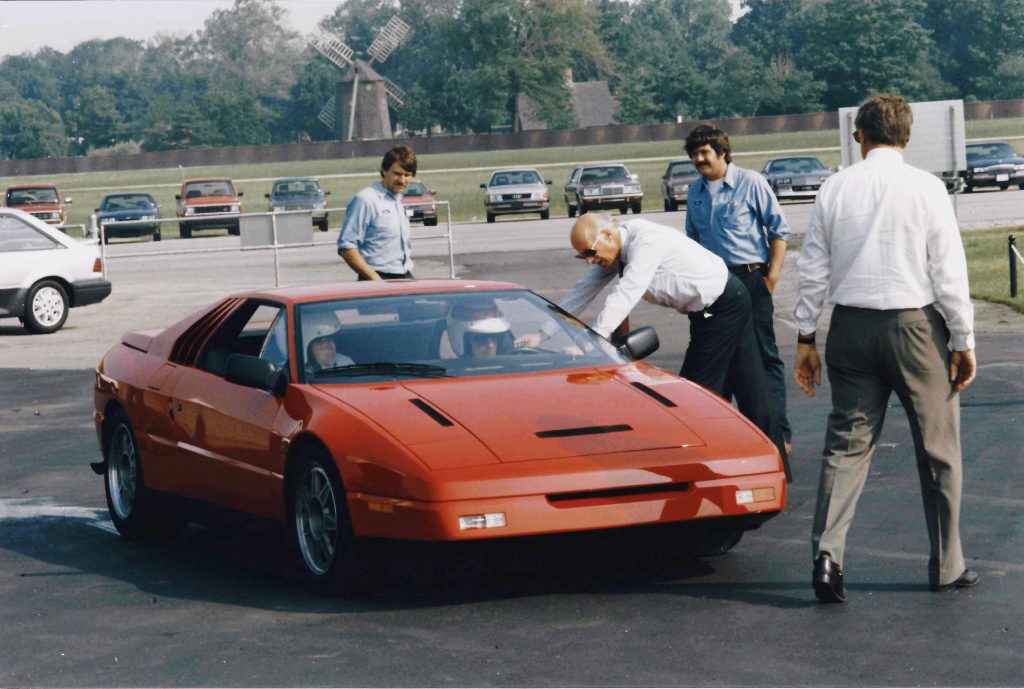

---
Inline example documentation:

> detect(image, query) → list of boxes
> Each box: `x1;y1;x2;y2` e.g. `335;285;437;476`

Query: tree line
1;0;1021;161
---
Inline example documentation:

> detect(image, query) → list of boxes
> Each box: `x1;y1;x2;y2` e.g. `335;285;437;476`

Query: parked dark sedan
963;141;1024;192
266;177;330;232
661;159;700;211
760;156;832;201
95;192;162;242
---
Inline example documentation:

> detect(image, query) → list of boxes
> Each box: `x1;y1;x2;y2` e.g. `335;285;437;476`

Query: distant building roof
514;80;619;132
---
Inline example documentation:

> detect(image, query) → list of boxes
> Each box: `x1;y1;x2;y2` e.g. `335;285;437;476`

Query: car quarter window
0;215;60;252
196;301;286;377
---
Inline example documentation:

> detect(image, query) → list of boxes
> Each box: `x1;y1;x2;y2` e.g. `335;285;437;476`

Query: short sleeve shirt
338;181;413;274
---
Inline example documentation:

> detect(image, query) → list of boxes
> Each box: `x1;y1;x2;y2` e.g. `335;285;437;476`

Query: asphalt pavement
1;213;1023;687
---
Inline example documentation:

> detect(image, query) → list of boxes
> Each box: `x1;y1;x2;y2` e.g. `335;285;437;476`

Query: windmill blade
316;97;336;129
366;16;410;63
382;77;405;108
309;30;355;71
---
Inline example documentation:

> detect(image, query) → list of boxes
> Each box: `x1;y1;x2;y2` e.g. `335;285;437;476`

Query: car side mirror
66;197;73;204
630;174;639;182
238;191;244;196
480;183;487;189
616;326;660;360
545;180;552;185
225;354;288;397
325;190;331;195
94;208;100;212
175;194;182;200
265;193;271;198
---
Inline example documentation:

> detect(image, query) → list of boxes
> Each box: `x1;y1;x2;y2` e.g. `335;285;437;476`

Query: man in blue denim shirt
338;145;416;280
684;124;793;451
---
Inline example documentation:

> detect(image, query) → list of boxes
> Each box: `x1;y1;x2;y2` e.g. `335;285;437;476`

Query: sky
0;1;342;58
0;0;747;59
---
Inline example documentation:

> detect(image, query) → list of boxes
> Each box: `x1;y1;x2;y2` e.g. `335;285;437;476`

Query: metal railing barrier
1010;234;1023;298
92;201;456;287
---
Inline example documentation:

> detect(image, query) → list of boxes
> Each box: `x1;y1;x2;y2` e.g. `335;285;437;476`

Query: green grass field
962;227;1024;314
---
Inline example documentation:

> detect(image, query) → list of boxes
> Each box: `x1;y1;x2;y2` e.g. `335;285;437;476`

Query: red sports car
92;280;785;592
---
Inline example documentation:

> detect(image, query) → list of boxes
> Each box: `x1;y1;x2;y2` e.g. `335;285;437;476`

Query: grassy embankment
2;118;1023;312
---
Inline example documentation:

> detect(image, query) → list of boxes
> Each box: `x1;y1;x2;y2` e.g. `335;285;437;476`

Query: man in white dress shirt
793;94;979;603
519;212;790;479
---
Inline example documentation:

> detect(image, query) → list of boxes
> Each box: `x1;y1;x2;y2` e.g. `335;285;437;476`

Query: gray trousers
812;304;966;586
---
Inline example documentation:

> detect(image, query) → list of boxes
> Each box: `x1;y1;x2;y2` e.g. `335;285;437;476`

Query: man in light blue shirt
337;145;416;280
684;124;793;451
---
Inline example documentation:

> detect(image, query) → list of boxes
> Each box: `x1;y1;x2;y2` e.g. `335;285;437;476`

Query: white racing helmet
447;301;511;356
302;312;341;351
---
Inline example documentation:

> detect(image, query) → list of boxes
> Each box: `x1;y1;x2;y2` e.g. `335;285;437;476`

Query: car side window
259;309;289;370
197;301;286;377
0;215;60;252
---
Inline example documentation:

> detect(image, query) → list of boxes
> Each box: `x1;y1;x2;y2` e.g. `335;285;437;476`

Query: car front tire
24;280;69;334
540;209;549;220
316;219;329;232
424;217;438;227
486;212;495;224
632;201;642;214
291;447;363;593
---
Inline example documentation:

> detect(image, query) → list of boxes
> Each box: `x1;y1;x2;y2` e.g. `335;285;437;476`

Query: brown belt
728;263;765;274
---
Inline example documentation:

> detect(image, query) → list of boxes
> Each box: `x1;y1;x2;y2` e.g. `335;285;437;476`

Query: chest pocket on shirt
720;202;755;233
372;207;403;237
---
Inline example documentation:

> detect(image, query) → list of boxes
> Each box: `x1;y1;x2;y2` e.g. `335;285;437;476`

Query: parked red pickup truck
175;178;243;238
5;183;71;227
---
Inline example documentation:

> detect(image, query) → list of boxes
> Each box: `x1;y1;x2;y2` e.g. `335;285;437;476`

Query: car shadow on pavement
0;512;817;612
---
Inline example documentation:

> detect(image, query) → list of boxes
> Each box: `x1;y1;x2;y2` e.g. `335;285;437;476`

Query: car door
166;301;297;519
564;167;582;202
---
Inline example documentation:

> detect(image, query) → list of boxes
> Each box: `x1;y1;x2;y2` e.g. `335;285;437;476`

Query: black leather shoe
930;569;980;592
813;554;848;603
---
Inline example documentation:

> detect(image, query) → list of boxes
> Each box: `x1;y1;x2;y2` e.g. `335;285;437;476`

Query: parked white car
0;208;111;333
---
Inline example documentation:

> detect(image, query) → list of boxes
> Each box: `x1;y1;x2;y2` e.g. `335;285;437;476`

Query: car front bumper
579;195;643;210
965;167;1024;187
346;445;785;541
485;200;549;215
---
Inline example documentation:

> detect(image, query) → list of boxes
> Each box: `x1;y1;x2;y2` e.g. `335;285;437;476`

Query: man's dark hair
684;124;732;164
854;94;912;147
381;145;417;176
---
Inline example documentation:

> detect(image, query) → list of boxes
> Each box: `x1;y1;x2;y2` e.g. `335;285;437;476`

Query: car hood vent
409;398;453;427
536;424;632;439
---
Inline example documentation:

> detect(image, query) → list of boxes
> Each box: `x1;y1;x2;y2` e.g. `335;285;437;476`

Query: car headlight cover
583;187;601;196
624;184;641;194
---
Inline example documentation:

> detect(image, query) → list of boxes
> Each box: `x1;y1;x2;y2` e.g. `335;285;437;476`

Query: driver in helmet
303;312;355;373
446;301;513;358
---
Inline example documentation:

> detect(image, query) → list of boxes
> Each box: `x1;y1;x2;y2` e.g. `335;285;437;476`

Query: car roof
6;183;59;190
490;168;543;174
183;178;235;184
242;279;528;305
102;191;155;198
272;177;321;183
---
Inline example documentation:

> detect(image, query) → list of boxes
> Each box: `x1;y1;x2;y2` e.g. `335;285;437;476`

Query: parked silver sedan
760;156;832;201
480;168;552;223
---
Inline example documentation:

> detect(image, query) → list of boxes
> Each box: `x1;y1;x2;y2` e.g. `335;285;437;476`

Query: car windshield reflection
297;290;625;383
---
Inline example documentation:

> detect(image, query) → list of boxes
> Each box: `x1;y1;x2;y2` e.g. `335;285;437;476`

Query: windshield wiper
312;362;450;379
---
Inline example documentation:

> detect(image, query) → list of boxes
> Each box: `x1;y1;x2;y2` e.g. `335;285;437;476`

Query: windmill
309;16;410;141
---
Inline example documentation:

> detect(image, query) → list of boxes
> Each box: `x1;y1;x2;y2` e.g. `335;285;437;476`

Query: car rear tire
486;212;496;224
104;409;185;539
179;222;193;239
24;280;69;334
291;447;363;593
316;219;329;232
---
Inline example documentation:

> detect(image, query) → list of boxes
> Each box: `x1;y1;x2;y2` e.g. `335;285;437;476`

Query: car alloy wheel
107;421;139;522
295;463;339;576
24;280;68;334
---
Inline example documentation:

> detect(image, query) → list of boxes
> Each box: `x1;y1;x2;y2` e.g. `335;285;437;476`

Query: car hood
316;368;714;469
486;183;545;194
403;194;435;204
967;154;1024;166
184;195;239;205
98;208;157;219
271;194;323;204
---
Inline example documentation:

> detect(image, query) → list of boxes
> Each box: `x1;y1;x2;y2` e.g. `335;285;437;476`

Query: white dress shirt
794;147;975;351
560;218;728;338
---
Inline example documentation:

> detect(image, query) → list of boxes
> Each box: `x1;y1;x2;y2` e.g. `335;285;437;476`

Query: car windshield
769;158;826;174
7;187;59;205
967;143;1017;158
184;181;235;198
579;166;630;183
405;181;428;196
297;290;626;384
273;180;320;197
101;194;154;211
489;170;541;187
668;161;697;176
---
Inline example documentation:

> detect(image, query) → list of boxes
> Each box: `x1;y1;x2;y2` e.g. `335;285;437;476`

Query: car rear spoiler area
121;330;159;353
